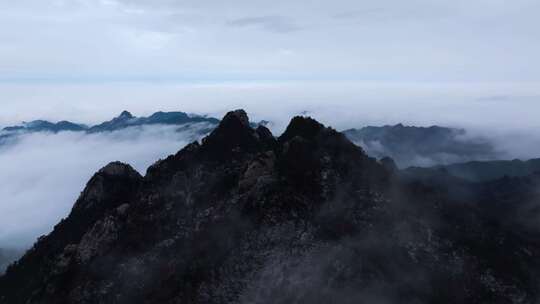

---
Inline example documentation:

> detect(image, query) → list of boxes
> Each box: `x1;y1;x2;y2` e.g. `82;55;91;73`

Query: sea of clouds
0;123;212;251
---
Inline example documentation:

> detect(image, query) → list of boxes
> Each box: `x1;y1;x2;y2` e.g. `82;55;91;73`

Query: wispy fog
0;123;212;249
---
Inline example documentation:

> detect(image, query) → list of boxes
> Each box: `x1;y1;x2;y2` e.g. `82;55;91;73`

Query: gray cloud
227;16;300;33
2;0;540;82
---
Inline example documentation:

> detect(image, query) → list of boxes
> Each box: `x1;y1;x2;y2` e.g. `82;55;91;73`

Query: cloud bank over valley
0;123;212;249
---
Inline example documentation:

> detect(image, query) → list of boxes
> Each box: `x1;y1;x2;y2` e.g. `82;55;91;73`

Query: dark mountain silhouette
1;111;540;303
0;111;220;145
0;249;23;274
0;120;87;145
344;124;497;167
1;120;87;134
85;110;135;133
87;111;220;133
403;158;540;182
1;111;219;135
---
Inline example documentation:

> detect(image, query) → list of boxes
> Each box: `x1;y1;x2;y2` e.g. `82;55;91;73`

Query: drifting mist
0;123;212;249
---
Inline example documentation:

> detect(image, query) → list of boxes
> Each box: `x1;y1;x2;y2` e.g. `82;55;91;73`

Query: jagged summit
118;110;134;119
222;109;250;127
280;116;325;142
198;109;274;161
72;162;141;215
2;111;540;304
98;161;140;177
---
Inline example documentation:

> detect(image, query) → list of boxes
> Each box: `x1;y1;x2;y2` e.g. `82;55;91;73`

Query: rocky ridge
1;110;539;304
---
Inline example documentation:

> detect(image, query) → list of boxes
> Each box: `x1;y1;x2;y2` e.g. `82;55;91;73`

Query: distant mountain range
0;111;275;148
86;111;220;133
343;124;540;182
343;124;498;168
2;112;536;180
0;111;220;140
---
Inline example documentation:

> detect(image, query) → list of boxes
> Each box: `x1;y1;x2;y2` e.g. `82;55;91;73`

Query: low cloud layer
0;123;211;249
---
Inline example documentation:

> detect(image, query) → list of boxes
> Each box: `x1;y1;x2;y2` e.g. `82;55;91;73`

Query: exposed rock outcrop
1;110;540;304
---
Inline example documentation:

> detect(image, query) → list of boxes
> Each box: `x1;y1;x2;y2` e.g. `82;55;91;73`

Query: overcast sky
1;0;539;129
1;0;540;249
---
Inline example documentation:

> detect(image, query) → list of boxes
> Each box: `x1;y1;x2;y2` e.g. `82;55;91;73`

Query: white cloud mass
0;124;211;248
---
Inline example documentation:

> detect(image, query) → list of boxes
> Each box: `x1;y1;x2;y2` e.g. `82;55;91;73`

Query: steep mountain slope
344;124;497;167
1;111;539;304
0;249;23;274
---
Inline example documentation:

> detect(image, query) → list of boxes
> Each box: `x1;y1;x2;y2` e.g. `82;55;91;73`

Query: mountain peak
118;111;134;119
199;109;264;160
98;161;140;177
70;161;142;216
280;116;325;142
221;109;249;127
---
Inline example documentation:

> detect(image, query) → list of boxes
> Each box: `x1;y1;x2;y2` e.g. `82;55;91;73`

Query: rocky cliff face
1;110;539;304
